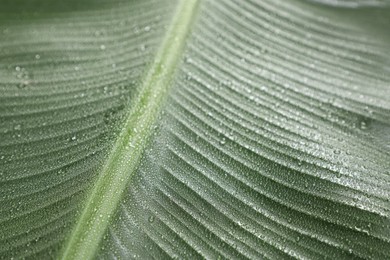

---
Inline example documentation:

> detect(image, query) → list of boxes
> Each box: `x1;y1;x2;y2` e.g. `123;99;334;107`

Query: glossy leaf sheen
0;0;389;259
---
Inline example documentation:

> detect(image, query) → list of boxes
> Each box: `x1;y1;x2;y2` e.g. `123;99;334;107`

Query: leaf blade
1;0;390;259
98;0;390;259
60;1;200;259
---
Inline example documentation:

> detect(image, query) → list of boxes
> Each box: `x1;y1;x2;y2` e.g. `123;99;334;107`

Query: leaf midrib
59;1;200;259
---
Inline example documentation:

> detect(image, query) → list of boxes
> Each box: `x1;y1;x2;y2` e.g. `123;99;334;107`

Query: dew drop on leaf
139;44;146;52
17;81;30;89
184;56;192;64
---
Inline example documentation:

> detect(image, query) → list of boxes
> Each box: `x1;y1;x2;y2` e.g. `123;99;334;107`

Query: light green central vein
60;1;200;259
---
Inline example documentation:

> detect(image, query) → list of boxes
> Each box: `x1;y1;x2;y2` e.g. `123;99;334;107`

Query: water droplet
100;44;106;50
35;54;40;60
14;66;32;88
17;80;30;89
148;215;155;223
184;56;192;64
144;26;151;32
71;136;77;141
185;73;193;81
333;149;341;155
360;121;367;130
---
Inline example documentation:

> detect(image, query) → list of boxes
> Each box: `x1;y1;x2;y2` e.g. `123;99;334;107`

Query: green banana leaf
1;0;389;259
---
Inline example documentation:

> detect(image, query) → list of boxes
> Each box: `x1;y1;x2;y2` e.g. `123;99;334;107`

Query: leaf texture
99;0;390;259
0;0;176;258
0;0;390;259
